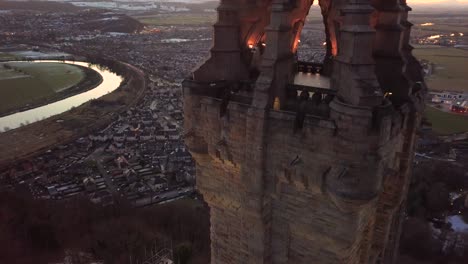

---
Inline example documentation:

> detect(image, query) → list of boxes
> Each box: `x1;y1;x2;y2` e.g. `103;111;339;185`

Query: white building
431;91;467;104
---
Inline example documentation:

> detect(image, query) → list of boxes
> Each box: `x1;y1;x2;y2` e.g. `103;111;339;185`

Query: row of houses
430;91;468;113
0;70;194;206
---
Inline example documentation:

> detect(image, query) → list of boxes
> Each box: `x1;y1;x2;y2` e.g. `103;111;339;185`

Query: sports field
425;106;468;135
0;62;85;114
413;47;468;92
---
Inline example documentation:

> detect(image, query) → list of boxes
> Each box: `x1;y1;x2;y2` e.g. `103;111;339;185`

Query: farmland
0;62;85;115
413;47;468;92
134;13;216;26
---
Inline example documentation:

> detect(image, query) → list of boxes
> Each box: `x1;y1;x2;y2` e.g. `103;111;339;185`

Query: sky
409;0;468;4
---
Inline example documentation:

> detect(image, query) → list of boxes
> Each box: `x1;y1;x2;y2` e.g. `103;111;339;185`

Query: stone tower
183;0;426;263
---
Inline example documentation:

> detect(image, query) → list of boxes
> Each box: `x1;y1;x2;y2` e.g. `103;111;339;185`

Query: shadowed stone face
183;0;426;263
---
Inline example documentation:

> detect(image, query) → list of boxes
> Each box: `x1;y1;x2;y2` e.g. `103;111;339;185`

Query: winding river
0;60;123;132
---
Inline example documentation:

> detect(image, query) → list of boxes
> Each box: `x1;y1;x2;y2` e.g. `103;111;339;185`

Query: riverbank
0;60;146;167
0;63;103;118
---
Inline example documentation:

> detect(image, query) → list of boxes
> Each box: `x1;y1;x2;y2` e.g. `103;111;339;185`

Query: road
96;160;117;193
428;103;468;116
133;186;194;207
87;147;117;192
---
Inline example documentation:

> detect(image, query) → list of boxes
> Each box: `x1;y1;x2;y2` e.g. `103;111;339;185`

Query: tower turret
183;0;426;263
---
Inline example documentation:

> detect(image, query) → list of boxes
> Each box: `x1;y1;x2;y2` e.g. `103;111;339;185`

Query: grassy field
413;23;468;35
425;106;468;135
0;62;85;114
411;12;468;32
0;61;146;166
134;13;216;26
413;47;468;92
0;52;20;61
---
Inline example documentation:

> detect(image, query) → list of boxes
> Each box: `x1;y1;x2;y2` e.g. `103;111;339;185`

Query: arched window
296;4;327;64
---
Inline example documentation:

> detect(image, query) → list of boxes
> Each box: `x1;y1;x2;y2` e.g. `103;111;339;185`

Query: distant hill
0;1;83;12
411;0;468;8
185;1;218;12
80;15;144;33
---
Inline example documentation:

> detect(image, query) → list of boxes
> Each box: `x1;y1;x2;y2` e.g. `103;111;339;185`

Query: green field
412;15;468;35
0;52;20;61
0;62;85;114
413;47;468;92
134;13;216;25
425;106;468;135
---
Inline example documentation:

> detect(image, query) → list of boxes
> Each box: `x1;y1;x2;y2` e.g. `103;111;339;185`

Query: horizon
3;0;468;6
410;0;468;4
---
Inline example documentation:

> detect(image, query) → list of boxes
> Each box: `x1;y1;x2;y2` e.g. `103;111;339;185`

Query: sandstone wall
182;0;426;263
